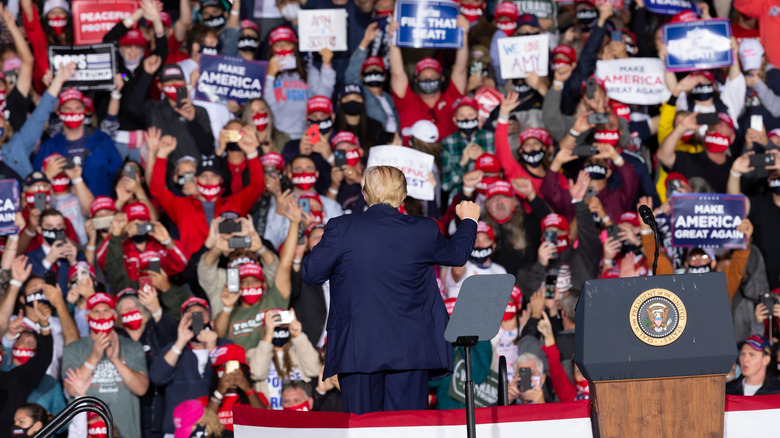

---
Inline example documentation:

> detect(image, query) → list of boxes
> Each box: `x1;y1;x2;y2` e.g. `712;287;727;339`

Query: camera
219;220;242;234
136;222;154;236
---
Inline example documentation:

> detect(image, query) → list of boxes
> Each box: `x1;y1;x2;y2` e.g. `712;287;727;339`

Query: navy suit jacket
302;203;477;378
27;247;87;294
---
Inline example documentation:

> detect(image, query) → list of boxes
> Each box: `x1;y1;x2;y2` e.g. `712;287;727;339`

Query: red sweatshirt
734;0;780;68
149;156;265;257
22;7;49;95
95;235;188;281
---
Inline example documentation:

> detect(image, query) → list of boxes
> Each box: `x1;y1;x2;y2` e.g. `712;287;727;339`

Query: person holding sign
265;26;337;140
389;15;470;142
20;0;73;93
302;165;481;414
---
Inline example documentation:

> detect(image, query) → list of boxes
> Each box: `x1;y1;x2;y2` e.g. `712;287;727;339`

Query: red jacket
149;156;265;257
541;344;577;403
22;7;49;95
95;235;188;281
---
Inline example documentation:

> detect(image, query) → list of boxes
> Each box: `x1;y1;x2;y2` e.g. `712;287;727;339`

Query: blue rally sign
195;55;267;105
394;0;463;49
663;19;733;72
0;179;19;236
670;193;746;249
646;0;700;16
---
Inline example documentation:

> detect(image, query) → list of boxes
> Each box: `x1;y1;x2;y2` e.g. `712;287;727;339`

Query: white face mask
121;51;142;72
281;3;301;21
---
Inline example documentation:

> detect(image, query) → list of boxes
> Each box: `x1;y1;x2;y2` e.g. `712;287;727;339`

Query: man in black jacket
726;335;780;396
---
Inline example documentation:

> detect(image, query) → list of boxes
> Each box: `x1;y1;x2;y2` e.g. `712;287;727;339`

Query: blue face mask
469;246;493;266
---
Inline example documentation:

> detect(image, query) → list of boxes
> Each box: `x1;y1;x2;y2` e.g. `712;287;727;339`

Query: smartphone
611;30;623;42
607;224;621;242
667;179;683;195
176;86;188;108
277;310;294;325
545;275;557;299
218;220;242;234
584;186;597;199
45;270;58;286
298;198;311;215
228;236;251;249
77;266;90;283
227;268;240;293
123;164;137;180
469;60;484;77
226;130;242;143
517;367;533;392
333;149;347;167
92;215;114;231
760;293;777;311
54;229;67;242
224;360;241;375
305;124;320;145
34;193;47;211
136;222;153;236
585;77;597;99
588;113;610;125
751;114;764;132
749;153;775;168
573;145;599;157
191;311;204;336
178;172;195;185
147;257;161;274
139;275;154;292
63;156;81;169
544;229;558;258
696;112;719;126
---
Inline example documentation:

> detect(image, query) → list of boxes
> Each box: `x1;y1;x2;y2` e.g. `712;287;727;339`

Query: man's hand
146;269;171;293
499;90;521;116
568;170;591;202
90;331;110;362
157;135;178;159
174;98;197;122
538;239;557;268
11;255;31;283
288;309;302;338
731;152;755;175
461;170;483;190
529;285;545;318
220;286;241;309
455;201;480;221
737;218;754;242
64;368;92;396
511;177;535;201
196;328;217;351
603;237;621;261
143;55;162;75
176;312;195;346
106;330;120;363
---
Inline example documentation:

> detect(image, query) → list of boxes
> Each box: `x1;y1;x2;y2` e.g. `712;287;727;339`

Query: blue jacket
302;203;477;378
150;338;232;434
344;46;400;132
26;246;87;294
1;92;57;179
33;130;122;198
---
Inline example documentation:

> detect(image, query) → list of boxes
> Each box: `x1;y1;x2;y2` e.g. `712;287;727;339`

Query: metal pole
464;345;476;438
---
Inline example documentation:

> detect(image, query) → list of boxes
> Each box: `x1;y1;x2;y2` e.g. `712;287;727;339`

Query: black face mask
690;84;714;102
456;118;479;137
770;178;780;195
11;425;31;436
308;118;333;136
131;234;148;244
84;115;93;126
584;164;607;180
203;15;226;30
237;37;259;52
417;78;441;95
687;265;712;274
512;79;533;98
226;142;242;151
362;71;386;88
521;150;545;168
25;290;51;308
200;45;219;56
469;246;493;265
41;228;64;246
272;326;290;347
341;101;364;116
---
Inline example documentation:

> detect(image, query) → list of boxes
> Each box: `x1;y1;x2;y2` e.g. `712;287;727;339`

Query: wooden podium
575;274;736;438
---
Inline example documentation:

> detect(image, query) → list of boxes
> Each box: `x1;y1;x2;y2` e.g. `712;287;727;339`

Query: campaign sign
366;146;435;201
497;34;549;79
517;0;556;19
474;86;502;126
670;193;746;249
0;180;20;236
394;0;463;49
48;44;116;90
73;0;138;45
595;0;624;9
595;58;671;105
195;55;267;105
298;9;348;52
646;0;700;16
663;19;733;72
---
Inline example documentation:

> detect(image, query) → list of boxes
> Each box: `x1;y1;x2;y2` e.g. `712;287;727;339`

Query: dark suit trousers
338;370;429;414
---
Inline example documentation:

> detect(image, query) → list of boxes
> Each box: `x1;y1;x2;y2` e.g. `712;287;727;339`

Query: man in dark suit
302;165;480;414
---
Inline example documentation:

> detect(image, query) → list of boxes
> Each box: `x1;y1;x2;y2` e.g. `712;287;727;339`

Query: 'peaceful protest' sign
394;0;463;49
670;193;746;248
195;55;267;105
497;34;549;79
297;9;348;52
663;19;733;71
73;0;138;45
366;146;435;201
595;58;671;105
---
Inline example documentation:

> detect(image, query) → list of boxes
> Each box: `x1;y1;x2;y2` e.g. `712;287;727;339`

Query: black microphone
638;205;655;230
637;205;659;276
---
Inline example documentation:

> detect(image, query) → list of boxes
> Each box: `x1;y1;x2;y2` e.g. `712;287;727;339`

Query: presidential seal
629;289;687;346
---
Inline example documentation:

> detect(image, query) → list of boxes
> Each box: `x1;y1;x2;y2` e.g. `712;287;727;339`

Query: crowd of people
1;0;780;436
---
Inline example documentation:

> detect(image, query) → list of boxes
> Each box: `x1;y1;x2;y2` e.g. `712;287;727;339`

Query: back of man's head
363;166;407;208
561;293;578;326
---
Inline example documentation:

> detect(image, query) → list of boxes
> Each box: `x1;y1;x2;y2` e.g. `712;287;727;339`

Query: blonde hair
363;166;407;208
